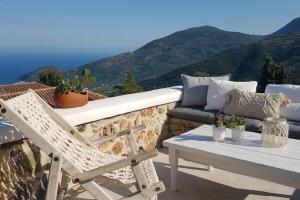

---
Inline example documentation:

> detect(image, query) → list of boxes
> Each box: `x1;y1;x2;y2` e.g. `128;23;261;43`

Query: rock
77;124;86;132
112;141;124;155
140;108;155;116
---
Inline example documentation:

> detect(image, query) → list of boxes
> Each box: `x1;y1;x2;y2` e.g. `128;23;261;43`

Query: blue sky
0;0;299;53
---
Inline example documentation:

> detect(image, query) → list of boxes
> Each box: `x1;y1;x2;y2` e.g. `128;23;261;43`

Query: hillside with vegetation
140;31;300;90
271;17;300;36
70;26;261;85
20;26;260;95
20;17;300;96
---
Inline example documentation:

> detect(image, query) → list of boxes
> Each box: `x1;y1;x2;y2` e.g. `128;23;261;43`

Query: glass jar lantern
261;118;289;147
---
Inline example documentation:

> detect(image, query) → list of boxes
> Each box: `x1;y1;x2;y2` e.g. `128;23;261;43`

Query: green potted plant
212;113;226;142
227;115;247;142
54;69;96;108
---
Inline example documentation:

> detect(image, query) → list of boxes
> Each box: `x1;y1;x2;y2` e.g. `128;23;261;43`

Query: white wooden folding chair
0;89;165;200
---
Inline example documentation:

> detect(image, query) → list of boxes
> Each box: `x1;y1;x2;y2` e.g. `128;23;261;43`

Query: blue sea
0;52;112;84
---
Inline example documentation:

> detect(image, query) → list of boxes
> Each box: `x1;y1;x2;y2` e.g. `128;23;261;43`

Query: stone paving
65;148;299;200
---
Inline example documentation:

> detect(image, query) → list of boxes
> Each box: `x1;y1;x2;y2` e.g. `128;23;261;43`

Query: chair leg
126;129;164;199
46;152;63;200
126;130;151;188
121;182;165;200
146;159;160;200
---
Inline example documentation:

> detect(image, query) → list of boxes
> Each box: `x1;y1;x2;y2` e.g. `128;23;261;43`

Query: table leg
169;148;178;191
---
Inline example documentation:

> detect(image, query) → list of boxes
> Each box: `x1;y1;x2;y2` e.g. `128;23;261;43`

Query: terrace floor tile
65;148;299;200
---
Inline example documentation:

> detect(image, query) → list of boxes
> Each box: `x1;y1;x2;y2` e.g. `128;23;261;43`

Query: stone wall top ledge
55;86;183;126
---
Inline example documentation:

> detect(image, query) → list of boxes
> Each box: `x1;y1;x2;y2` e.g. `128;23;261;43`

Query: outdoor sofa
167;75;300;139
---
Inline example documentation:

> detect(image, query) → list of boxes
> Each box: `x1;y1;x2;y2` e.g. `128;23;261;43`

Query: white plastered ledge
55;86;183;126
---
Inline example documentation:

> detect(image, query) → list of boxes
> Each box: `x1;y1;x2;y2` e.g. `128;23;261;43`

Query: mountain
20;17;300;95
140;32;300;90
271;17;300;36
69;26;261;85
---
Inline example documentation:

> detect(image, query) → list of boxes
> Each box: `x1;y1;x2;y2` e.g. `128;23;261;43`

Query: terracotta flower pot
54;90;89;108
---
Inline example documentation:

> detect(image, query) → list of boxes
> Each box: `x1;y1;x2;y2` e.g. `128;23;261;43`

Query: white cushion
181;74;230;107
205;79;257;110
265;84;300;103
280;103;300;121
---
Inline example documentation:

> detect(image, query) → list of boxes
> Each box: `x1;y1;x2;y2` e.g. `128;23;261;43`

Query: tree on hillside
112;85;124;96
39;69;62;86
258;55;290;92
123;71;143;94
112;71;143;96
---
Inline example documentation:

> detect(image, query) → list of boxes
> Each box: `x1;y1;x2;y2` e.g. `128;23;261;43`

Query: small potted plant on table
54;69;96;108
212;113;226;142
227;115;247;142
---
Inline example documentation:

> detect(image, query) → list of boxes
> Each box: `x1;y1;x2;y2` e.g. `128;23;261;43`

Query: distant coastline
0;52;112;84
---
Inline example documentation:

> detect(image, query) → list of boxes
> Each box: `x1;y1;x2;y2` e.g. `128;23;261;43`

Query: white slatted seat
0;90;165;200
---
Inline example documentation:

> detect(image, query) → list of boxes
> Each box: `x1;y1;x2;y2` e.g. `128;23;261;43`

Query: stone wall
168;117;204;136
0;141;49;200
77;102;177;155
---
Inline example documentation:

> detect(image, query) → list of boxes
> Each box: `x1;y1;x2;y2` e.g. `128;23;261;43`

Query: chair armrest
74;149;158;184
91;124;146;145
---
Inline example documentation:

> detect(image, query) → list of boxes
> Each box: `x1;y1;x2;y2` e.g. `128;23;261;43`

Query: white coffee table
163;125;300;191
